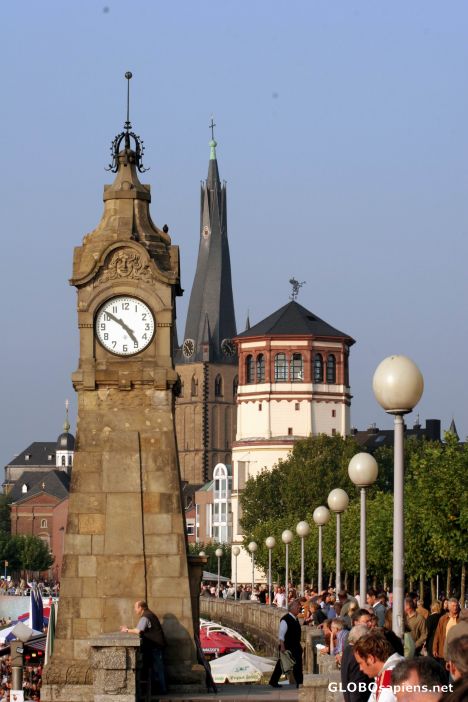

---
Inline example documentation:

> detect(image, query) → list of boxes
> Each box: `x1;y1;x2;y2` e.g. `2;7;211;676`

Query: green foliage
239;433;468;587
188;542;231;578
0;495;12;535
0;534;54;575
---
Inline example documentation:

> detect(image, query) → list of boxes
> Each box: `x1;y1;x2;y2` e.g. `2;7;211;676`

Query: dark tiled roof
7;443;57;467
236;301;354;343
178;144;237;364
9;470;70;503
351;419;442;451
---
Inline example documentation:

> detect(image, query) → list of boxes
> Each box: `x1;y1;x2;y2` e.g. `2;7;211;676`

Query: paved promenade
159;683;299;701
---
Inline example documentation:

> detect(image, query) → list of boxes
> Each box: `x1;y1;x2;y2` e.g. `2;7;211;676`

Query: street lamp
265;536;276;606
281;529;294;604
348;453;378;606
215;547;223;595
232;545;240;600
198;551;206;557
296;521;311;596
327;488;349;592
313;506;330;593
373;354;423;639
248;542;258;595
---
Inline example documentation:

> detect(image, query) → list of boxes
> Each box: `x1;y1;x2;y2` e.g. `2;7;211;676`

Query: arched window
191;375;198;396
214;374;223;397
313;353;323;383
327;354;336;384
233;376;238;397
246;355;254;383
179;381;184;398
68;455;72;466
22;484;28;494
274;353;288;382
41;519;48;529
256;354;265;382
290;353;303;382
61;455;66;466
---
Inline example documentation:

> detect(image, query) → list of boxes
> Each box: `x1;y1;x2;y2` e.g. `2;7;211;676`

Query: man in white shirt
354;631;404;702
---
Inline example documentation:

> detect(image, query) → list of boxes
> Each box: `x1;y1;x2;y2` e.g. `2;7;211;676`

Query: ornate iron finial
289;278;306;301
209;116;216;141
106;71;149;173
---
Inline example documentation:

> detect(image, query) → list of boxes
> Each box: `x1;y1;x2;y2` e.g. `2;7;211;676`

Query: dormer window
25;455;31;461
22;484;28;494
48;454;53;461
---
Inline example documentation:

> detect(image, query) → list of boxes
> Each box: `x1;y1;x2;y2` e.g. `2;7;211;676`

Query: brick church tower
175;129;237;485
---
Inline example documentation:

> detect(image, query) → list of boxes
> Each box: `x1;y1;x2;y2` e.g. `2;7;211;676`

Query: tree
0;535;53;576
188;542;231;578
0;495;11;535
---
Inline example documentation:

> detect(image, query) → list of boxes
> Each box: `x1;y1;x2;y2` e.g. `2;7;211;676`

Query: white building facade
230;300;354;583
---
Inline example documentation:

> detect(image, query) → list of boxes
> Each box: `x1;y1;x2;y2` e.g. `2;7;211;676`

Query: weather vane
106;71;149;173
209;116;216;141
289;278;305;301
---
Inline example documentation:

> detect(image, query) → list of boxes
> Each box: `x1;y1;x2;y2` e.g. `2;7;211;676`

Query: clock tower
42;75;203;699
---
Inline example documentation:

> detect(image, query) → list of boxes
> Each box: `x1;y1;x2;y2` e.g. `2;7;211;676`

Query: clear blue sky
2;1;468;467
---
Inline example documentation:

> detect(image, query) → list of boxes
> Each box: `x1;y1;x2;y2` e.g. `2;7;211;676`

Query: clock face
95;296;155;356
221;338;236;357
182;338;195;358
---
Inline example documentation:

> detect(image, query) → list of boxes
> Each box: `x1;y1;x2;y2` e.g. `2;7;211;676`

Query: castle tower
42;75;203;700
175;126;237;485
231;298;355;582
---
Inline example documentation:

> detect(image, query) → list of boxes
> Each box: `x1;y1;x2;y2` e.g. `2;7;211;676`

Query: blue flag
30;585;43;632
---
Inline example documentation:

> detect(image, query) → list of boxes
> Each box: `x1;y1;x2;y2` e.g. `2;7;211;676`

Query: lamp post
348;453;379;605
296;521;311;596
313;506;330;593
215;547;223;596
327;489;349;592
373;355;423;639
281;529;293;604
248;542;258;595
232;545;240;600
265;536;276;605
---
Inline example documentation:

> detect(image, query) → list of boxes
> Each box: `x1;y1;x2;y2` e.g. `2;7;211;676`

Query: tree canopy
239;432;467;594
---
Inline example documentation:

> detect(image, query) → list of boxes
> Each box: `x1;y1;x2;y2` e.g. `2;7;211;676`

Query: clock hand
106;312;138;344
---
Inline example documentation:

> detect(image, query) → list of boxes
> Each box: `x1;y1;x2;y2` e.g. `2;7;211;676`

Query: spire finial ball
125;71;132;80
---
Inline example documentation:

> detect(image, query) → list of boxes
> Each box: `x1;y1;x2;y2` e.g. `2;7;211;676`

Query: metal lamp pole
248;542;258;595
265;536;276;605
348;453;379;605
215;547;223;595
327;489;349;592
296;521;311;596
313;506;330;593
373;355;423;639
282;530;293;604
232;546;240;600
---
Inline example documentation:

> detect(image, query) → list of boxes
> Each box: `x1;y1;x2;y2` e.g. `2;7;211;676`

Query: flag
30;584;43;632
45;601;56;665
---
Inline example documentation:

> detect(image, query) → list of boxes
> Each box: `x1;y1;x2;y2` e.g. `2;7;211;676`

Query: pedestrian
433;598;460;665
426;601;444;658
120;600;167;695
391;656;448;701
404;596;428;655
269;599;303;689
353;631;404;702
341;624;373;702
446;609;468;650
367;588;387;627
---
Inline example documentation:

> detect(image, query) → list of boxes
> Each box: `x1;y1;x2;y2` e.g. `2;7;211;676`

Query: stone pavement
157;682;299;701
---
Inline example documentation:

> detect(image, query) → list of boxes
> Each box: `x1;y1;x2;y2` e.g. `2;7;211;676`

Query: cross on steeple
209;116;216;141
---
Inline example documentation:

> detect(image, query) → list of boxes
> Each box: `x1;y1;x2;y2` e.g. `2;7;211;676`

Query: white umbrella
209;651;276;683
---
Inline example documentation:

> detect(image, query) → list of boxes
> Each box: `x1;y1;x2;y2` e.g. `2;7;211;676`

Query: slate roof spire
181;125;237;362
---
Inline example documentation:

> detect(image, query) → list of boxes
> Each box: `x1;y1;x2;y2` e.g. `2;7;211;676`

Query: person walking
269;599;303;689
121;600;167;695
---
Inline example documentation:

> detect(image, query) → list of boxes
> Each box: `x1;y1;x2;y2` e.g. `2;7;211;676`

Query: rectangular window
237;462;246;490
332;428;337;436
295;403;300;411
186;524;195;536
332;409;336;417
288;427;293;436
258;403;262;411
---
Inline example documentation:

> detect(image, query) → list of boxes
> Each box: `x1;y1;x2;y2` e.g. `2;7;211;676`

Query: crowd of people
0;653;42;701
0;579;58;597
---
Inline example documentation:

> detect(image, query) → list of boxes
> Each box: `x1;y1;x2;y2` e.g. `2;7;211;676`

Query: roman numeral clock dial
95;296;155;356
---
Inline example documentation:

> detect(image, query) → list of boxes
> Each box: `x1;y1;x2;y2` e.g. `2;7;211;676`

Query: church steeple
181;123;237;362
